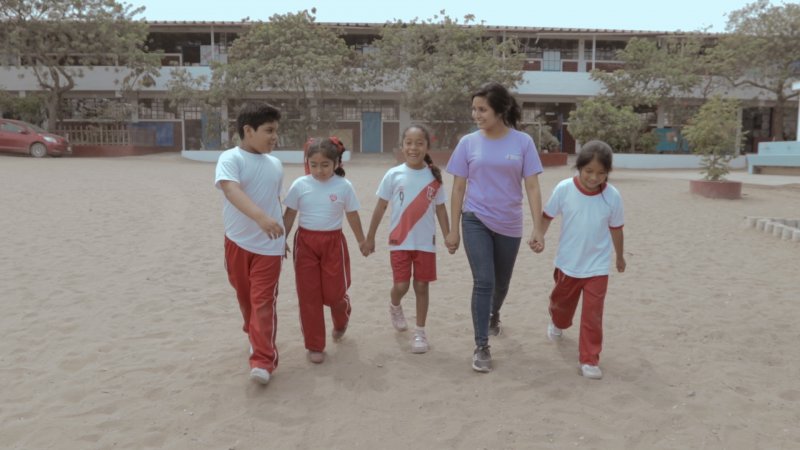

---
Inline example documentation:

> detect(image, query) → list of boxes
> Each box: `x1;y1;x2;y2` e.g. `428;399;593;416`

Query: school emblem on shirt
426;186;436;201
329;194;338;202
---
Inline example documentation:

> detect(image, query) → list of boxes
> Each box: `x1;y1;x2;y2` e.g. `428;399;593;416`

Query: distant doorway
361;111;381;153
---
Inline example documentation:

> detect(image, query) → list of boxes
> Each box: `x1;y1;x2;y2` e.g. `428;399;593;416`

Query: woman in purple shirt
445;82;546;373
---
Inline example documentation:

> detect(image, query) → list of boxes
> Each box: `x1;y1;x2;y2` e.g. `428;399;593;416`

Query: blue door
361;111;381;153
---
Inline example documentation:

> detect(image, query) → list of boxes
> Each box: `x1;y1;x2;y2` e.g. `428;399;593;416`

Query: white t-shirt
284;175;360;231
376;163;447;252
543;177;624;278
214;147;285;256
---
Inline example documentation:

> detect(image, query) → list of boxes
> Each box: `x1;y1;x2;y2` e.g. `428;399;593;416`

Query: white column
793;81;800;141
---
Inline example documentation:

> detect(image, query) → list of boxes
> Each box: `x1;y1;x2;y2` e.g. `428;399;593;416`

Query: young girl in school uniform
540;140;626;380
363;125;450;353
283;137;367;364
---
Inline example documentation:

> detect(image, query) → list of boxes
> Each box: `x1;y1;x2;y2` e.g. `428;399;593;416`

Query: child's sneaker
249;367;271;385
411;330;429;354
308;351;325;364
332;327;347;342
547;322;563;341
389;303;408;331
471;345;492;373
489;312;502;336
580;364;603;379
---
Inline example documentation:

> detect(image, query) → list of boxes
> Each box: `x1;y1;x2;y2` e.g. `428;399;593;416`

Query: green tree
0;0;160;131
591;36;716;151
524;121;560;152
575;36;716;153
683;97;742;181
372;11;525;149
593;37;712;110
165;67;226;149
568;97;649;153
0;90;47;124
210;10;368;147
710;0;800;140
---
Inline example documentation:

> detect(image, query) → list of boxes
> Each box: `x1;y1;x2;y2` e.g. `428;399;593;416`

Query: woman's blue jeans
461;212;521;347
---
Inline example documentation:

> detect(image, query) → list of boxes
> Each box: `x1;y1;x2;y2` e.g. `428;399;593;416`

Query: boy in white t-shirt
364;125;450;353
214;103;285;385
541;140;626;380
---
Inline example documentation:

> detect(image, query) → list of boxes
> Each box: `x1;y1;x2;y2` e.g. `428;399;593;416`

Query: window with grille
138;99;177;120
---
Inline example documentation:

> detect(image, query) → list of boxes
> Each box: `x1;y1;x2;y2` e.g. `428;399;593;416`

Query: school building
0;21;795;156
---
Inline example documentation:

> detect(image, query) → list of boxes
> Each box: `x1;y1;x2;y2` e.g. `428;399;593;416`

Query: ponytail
329;136;346;177
423;153;442;184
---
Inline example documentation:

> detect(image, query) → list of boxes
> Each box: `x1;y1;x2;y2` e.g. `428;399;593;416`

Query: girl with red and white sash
364;125;450;353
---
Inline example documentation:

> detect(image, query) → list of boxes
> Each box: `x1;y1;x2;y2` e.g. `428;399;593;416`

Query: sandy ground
1;152;799;450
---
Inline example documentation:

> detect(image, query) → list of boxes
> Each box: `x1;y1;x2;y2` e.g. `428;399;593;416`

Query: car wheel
30;142;47;158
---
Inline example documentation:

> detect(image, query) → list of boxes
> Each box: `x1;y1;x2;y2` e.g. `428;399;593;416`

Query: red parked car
0;118;72;157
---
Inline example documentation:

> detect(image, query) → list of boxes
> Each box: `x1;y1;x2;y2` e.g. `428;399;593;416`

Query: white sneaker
249;367;271;384
411;330;429;354
389;303;408;331
547;322;563;341
580;364;603;380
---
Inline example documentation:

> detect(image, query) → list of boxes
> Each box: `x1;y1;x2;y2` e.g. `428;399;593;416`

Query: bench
747;141;800;174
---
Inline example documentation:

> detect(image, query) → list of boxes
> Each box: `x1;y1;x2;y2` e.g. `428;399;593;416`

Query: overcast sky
130;0;766;33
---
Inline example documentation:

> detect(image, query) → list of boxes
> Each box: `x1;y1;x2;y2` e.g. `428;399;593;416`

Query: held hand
616;256;626;273
527;231;545;253
359;239;375;257
258;217;284;240
445;231;460;254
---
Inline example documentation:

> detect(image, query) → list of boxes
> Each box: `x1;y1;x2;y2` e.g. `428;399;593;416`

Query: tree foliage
568;97;650;153
592;36;716;139
683;97;742;181
372;11;525;149
710;0;800;139
165;67;225;149
209;10;368;147
575;36;715;153
0;90;47;124
593;37;713;110
0;0;160;131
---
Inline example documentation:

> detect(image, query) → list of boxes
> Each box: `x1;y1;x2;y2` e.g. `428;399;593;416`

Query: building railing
56;123;157;146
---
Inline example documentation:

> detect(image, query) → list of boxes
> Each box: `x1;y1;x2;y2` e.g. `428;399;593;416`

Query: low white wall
614;154;747;170
181;150;351;164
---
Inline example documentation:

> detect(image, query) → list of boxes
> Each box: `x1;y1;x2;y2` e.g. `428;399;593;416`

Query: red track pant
225;237;281;373
292;228;352;352
548;268;608;365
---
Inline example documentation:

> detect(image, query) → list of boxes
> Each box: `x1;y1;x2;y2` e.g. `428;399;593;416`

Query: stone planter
689;179;742;199
539;152;568;167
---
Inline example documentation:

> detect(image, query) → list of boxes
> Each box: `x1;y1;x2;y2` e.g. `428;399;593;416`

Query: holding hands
360;238;375;257
445;231;460;254
527;230;545;253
